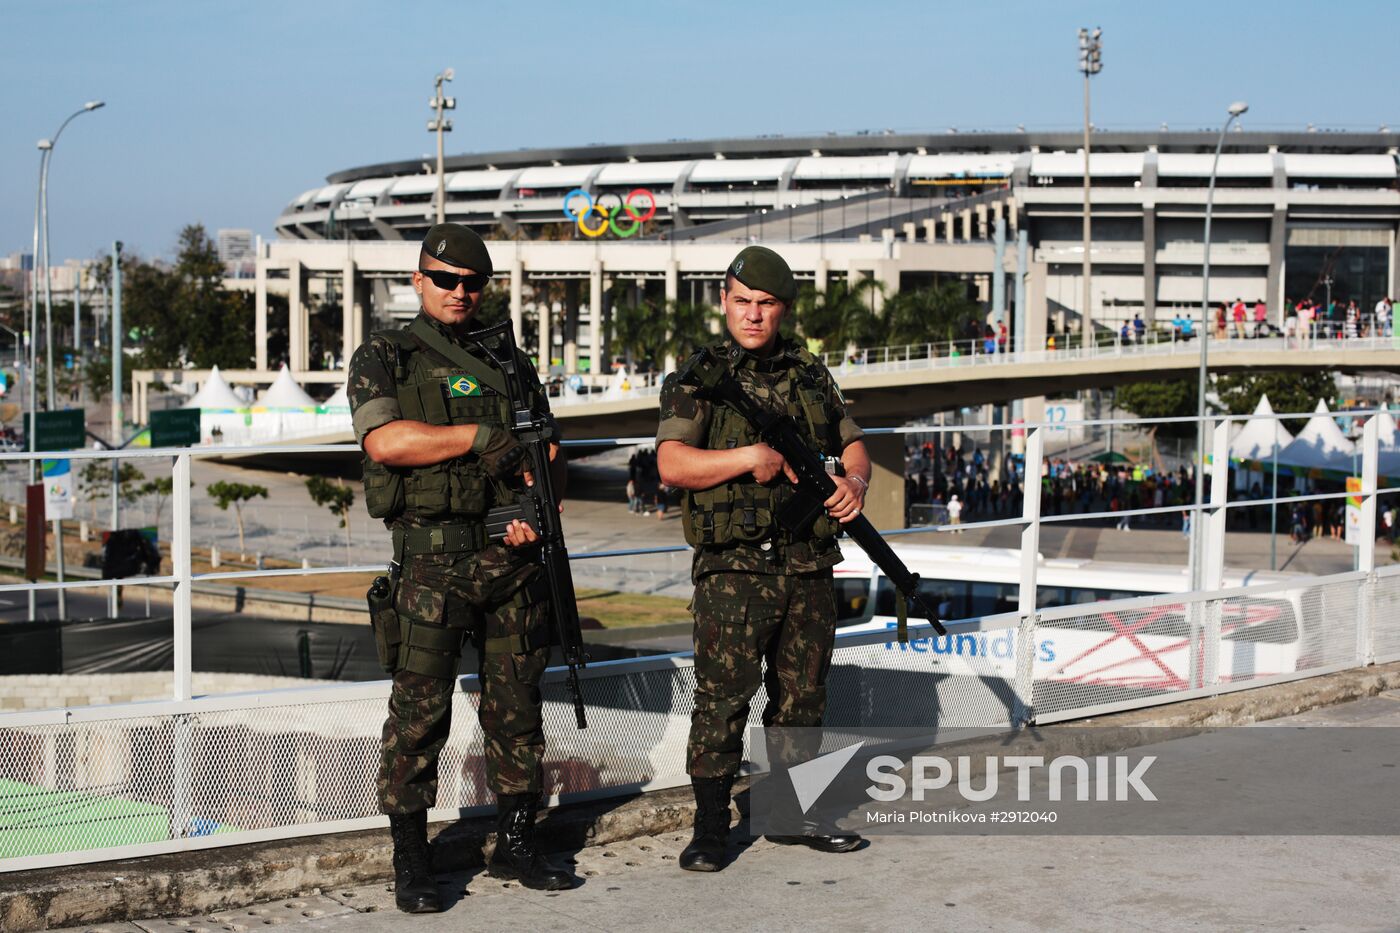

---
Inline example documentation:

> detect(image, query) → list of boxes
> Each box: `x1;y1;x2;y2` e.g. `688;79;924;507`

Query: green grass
575;588;692;629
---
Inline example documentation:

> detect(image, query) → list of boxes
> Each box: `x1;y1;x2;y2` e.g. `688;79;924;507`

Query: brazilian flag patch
447;375;481;397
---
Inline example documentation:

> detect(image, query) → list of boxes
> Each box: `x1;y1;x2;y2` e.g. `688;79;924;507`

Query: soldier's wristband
471;423;495;452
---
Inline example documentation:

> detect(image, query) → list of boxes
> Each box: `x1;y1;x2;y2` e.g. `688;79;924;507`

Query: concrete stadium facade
255;130;1400;381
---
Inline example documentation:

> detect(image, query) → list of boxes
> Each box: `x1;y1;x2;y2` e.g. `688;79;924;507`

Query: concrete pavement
16;662;1400;933
47;691;1400;933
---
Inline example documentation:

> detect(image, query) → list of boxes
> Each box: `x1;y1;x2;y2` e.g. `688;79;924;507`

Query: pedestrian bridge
546;334;1400;435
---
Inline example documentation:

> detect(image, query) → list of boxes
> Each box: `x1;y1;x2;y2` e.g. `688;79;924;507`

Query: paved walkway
58;692;1400;933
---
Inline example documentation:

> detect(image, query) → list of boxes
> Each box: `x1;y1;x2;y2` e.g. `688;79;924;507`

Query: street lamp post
1189;101;1249;594
39;101;105;410
429;69;455;225
32;100;103;624
1078;27;1102;350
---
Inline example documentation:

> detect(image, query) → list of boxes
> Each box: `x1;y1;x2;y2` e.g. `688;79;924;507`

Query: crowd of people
906;441;1207;530
1283;296;1394;343
1092;296;1397;349
906;438;1400;546
904;442;1022;525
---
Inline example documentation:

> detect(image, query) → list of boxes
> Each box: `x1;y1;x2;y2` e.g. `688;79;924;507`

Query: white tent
1230;394;1294;461
1371;407;1400;478
182;365;245;411
322;383;350;412
1278;400;1356;475
259;366;319;408
1229;394;1295;491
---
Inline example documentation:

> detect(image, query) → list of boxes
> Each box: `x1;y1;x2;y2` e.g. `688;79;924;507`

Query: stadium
131;127;1391;418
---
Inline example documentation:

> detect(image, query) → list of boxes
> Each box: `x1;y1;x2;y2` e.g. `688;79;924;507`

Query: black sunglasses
418;268;491;292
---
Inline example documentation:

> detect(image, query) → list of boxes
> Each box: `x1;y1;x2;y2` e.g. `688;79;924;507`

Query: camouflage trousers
378;541;551;815
687;568;837;779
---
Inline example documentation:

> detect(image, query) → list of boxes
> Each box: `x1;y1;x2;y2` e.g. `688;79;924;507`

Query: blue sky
3;0;1397;263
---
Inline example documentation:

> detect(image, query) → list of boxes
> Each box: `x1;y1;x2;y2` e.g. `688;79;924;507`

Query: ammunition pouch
681;345;843;549
396;618;465;680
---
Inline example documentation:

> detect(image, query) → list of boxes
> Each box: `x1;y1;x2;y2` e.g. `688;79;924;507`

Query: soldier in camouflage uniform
656;245;871;872
349;224;572;912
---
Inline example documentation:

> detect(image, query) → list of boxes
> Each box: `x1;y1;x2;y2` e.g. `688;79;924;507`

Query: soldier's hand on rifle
503;517;539;548
522;442;563;492
476;427;526;479
749;442;798;485
825;474;868;523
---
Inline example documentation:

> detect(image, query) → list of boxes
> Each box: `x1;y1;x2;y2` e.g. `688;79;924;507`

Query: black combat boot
487;793;574;890
388;810;442;913
678;776;734;872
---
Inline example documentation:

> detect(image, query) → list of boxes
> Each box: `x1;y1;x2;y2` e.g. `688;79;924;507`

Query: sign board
151;408;201;448
42;459;74;520
1043;400;1086;445
25;484;45;579
29;409;85;451
1345;476;1363;546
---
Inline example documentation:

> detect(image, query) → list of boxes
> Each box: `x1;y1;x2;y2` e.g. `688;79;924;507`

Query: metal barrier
1;410;1396;871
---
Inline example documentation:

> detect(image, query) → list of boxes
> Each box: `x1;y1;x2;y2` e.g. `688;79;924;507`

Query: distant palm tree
663;300;721;362
882;281;978;347
793;279;885;354
606;297;664;369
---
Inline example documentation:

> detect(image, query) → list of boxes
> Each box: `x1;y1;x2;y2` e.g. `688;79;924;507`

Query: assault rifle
469;320;589;729
677;345;946;643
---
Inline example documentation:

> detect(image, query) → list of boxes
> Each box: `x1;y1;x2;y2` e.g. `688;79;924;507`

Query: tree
473;283;511;330
793;279;884;354
82;354;112;406
172;225;256;369
136;476;185;530
1215;371;1337;430
80;461;146;505
1114;378;1200;471
305;475;355;550
87;225;257;371
206;480;268;558
607;297;666;369
881;281;979;347
662;301;720;363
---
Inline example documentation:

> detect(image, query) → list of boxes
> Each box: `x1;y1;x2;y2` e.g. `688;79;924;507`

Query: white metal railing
533;332;1400;408
821;331;1400;373
1;410;1397;871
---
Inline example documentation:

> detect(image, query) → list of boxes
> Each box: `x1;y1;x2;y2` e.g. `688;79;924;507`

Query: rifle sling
408;317;510;398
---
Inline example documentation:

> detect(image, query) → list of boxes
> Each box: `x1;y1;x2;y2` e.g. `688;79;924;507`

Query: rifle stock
677;346;946;642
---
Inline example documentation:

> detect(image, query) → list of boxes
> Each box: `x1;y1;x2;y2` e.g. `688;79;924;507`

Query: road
51;691;1400;932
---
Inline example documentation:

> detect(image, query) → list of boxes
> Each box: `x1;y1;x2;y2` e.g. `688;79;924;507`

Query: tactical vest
681;342;843;548
361;326;516;522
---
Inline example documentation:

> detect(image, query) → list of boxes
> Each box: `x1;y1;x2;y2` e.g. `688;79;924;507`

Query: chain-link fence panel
1371;568;1400;664
825;629;1018;731
1032;576;1370;722
1292;577;1363;671
1032;599;1195;719
0;714;182;861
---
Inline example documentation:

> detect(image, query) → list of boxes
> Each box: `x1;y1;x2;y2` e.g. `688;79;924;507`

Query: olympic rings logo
561;188;657;238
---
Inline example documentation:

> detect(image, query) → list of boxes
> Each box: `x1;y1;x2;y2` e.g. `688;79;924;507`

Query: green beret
422;223;494;277
728;245;795;305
